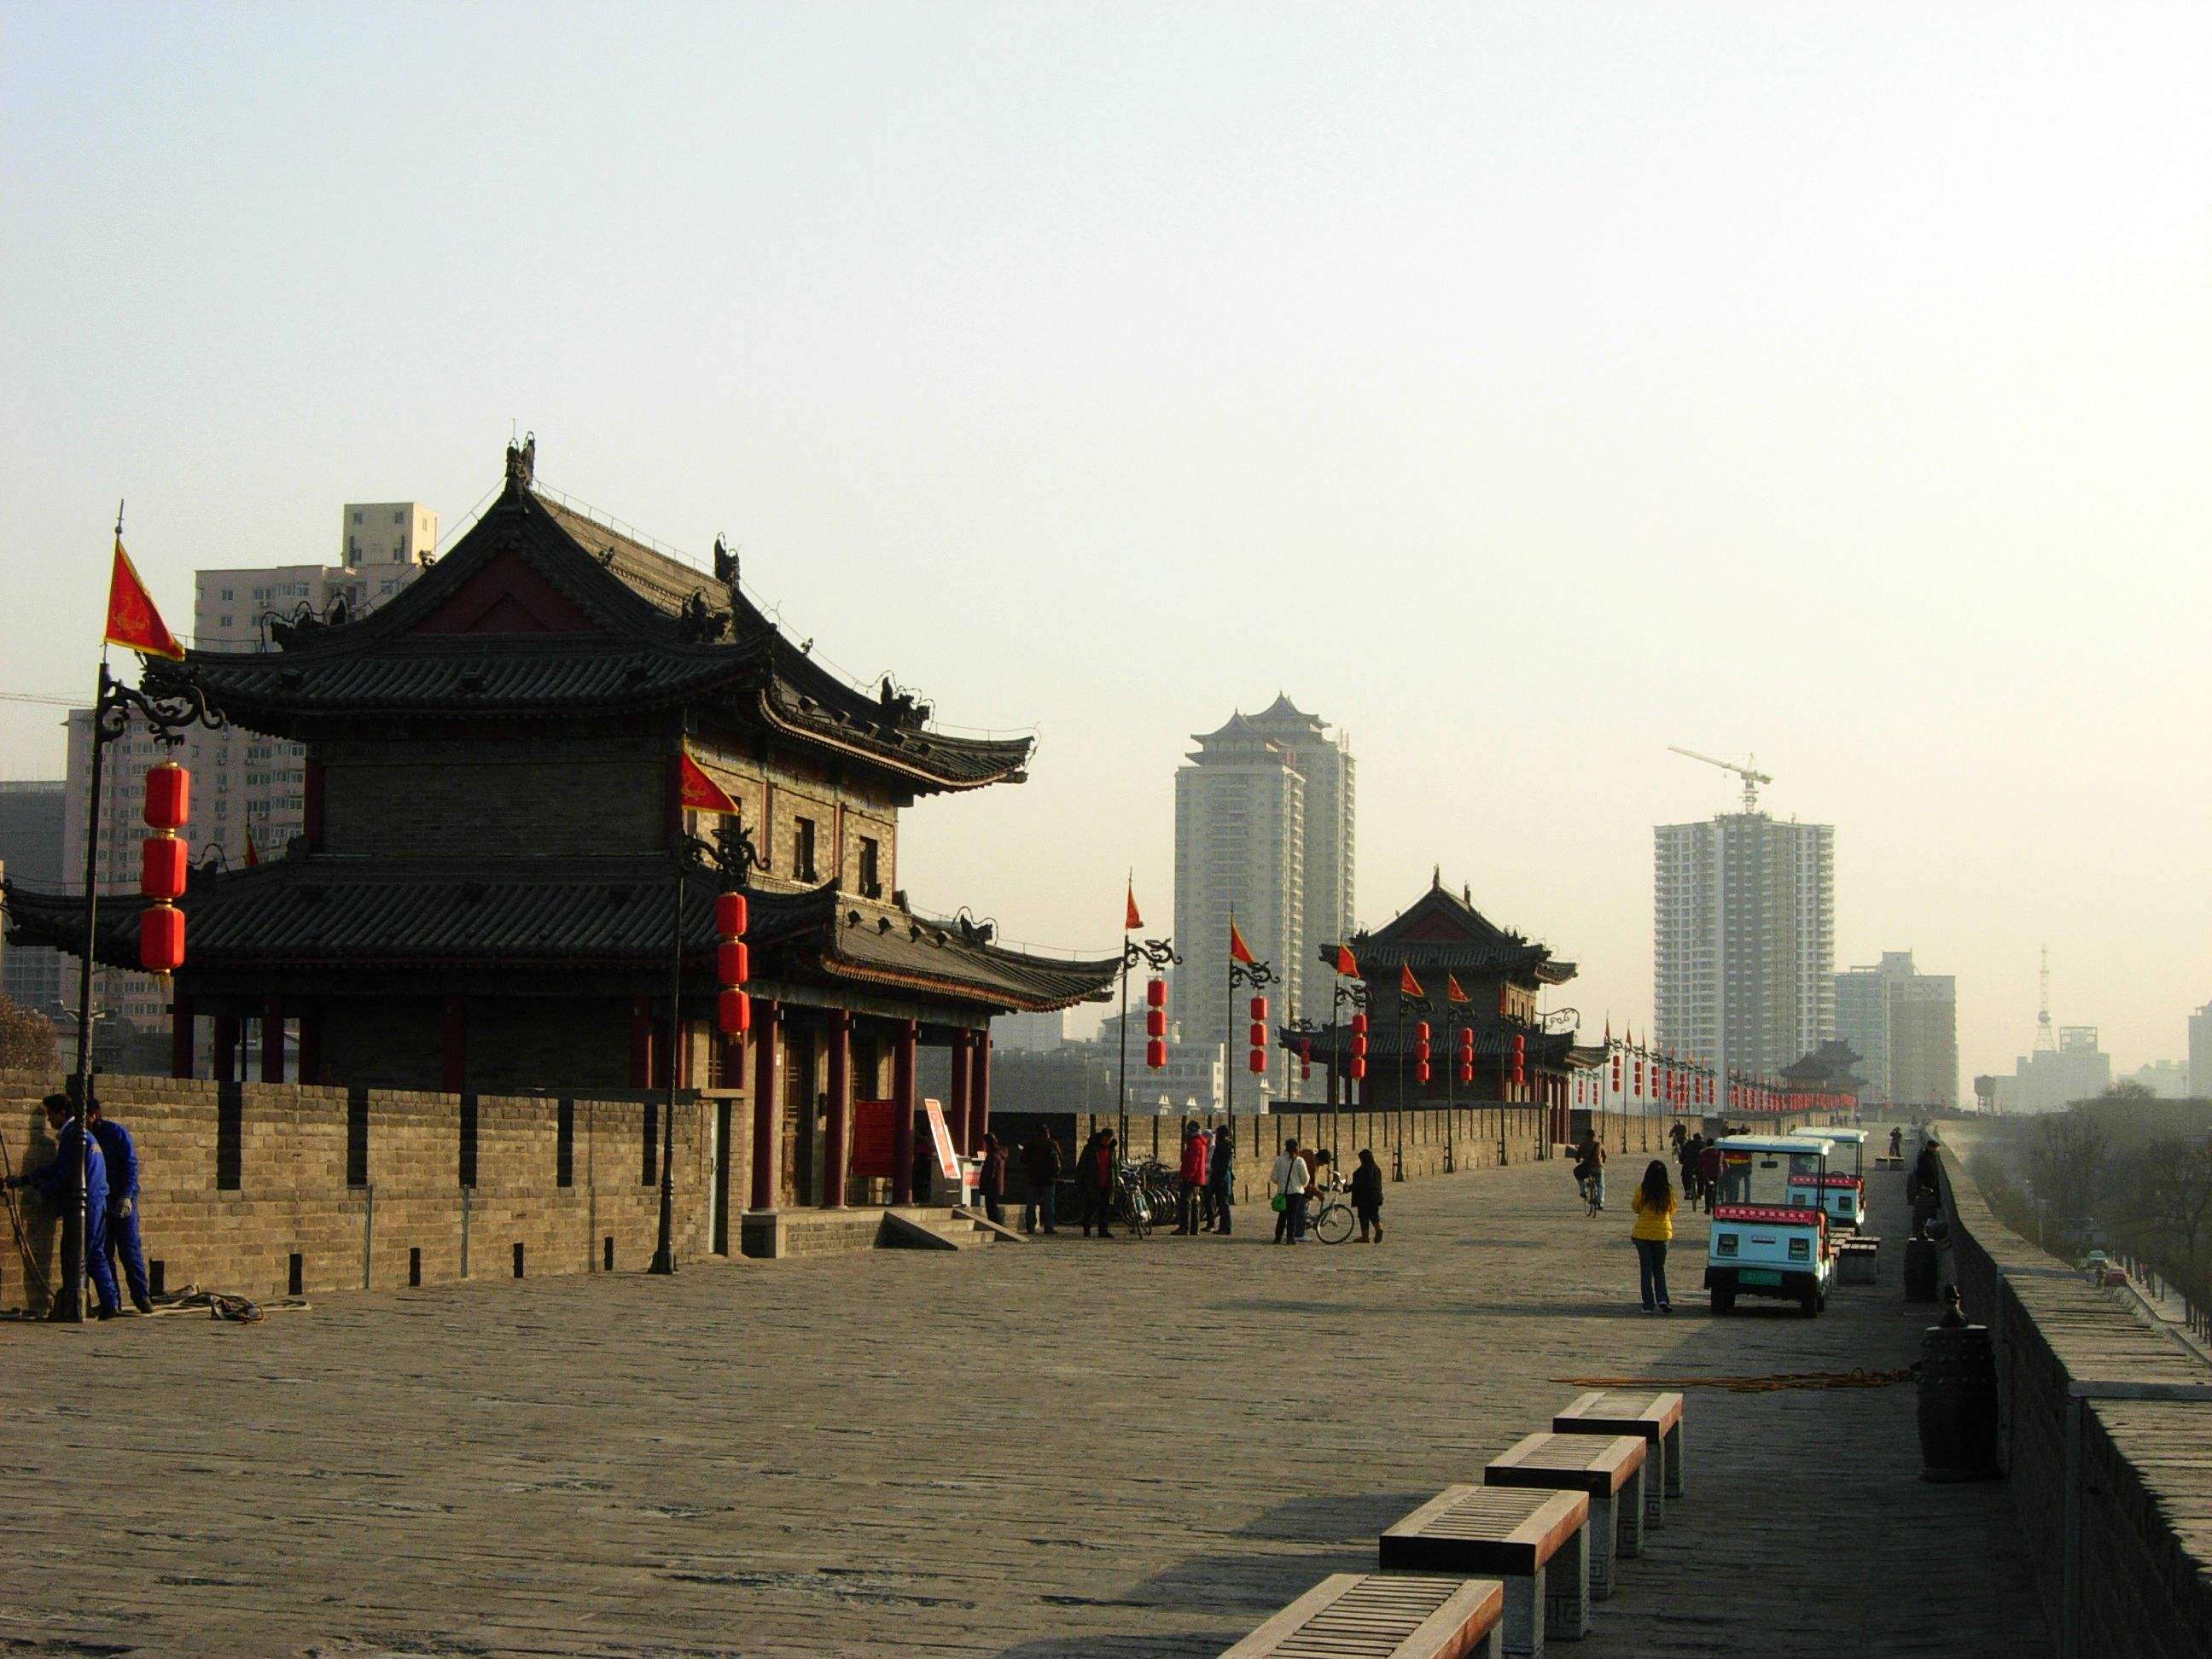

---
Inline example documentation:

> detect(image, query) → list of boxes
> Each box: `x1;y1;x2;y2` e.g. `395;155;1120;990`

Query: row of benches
1222;1388;1687;1659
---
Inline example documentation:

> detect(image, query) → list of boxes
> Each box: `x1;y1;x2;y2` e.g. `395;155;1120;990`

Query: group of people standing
5;1091;154;1321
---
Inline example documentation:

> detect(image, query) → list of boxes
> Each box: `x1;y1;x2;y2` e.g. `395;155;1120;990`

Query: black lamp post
65;659;223;1321
1116;934;1180;1148
1330;976;1370;1167
649;815;759;1278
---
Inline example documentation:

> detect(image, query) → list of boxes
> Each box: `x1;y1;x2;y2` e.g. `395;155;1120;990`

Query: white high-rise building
1654;812;1835;1088
59;503;435;1042
1835;951;1959;1109
1172;697;1354;1066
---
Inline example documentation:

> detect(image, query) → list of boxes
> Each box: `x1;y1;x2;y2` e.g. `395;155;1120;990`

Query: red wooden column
261;996;287;1083
627;999;655;1089
212;1014;239;1084
439;998;467;1093
947;1029;972;1156
889;1019;918;1204
821;1010;851;1209
169;992;195;1080
748;999;780;1212
971;1030;992;1152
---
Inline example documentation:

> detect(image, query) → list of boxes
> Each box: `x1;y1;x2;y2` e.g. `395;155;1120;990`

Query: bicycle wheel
1310;1201;1355;1245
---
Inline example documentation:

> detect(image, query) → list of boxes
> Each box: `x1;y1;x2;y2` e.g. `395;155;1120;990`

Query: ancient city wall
0;1068;719;1313
1937;1146;2212;1659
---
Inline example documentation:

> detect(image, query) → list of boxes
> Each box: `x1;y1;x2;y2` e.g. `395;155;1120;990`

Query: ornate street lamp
1330;975;1370;1167
1226;936;1275;1130
1117;934;1180;1147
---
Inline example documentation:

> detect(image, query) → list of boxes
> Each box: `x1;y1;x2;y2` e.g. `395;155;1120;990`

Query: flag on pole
103;538;185;661
678;747;740;814
1334;943;1359;977
1229;920;1256;965
1125;882;1143;932
1445;972;1469;1004
243;825;260;868
1399;963;1425;998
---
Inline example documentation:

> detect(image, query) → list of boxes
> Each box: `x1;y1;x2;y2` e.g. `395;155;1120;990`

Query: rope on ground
1553;1366;1915;1394
146;1284;312;1323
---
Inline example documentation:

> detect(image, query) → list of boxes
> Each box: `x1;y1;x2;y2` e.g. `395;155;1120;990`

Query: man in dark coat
87;1098;154;1313
6;1093;122;1320
1021;1132;1061;1235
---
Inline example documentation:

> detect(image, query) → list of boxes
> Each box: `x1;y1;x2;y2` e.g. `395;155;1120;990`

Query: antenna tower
2034;945;2056;1051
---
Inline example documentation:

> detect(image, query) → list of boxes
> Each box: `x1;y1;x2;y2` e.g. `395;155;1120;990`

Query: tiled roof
3;859;1115;1014
156;470;1033;793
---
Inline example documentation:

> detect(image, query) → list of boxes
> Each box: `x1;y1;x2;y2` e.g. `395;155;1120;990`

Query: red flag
1229;921;1255;965
1124;882;1143;932
1444;972;1469;1004
1334;943;1359;977
678;748;739;814
243;825;260;868
1399;963;1425;998
103;539;185;661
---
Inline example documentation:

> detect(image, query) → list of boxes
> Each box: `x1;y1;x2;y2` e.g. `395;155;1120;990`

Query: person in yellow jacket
1630;1160;1677;1313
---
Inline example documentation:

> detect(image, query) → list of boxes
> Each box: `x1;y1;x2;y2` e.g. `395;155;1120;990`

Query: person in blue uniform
86;1097;154;1313
4;1093;122;1319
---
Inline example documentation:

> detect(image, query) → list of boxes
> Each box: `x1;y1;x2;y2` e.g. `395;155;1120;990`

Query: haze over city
4;3;2206;1085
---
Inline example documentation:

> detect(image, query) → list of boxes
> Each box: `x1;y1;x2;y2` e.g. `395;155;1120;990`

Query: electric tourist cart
1705;1134;1837;1316
1787;1126;1866;1232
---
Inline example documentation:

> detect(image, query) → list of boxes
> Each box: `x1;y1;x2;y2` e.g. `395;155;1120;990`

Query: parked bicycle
1306;1176;1356;1245
1112;1159;1177;1237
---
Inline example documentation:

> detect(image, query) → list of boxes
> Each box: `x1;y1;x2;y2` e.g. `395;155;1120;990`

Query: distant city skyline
2;6;2206;1083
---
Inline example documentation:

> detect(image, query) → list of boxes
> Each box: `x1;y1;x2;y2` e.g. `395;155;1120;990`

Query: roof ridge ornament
506;433;536;490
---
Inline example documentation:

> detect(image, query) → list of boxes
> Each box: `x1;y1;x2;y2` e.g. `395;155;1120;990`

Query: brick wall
1936;1146;2212;1659
0;1068;731;1313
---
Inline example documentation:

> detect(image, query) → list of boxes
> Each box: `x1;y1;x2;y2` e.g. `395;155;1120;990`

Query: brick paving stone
0;1129;2050;1656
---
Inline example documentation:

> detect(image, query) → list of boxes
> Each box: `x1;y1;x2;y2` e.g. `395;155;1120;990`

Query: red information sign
923;1097;960;1180
850;1098;898;1179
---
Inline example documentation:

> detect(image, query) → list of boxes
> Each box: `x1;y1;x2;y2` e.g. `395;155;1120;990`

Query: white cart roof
1823;1128;1869;1145
1716;1135;1836;1155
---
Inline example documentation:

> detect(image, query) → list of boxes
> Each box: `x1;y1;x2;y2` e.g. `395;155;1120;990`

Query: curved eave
809;952;1112;1015
751;687;1031;794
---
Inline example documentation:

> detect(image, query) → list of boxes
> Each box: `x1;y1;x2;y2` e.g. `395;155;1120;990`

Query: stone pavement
0;1131;2051;1656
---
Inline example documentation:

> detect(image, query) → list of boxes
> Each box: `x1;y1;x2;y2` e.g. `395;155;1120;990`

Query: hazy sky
3;3;2207;1084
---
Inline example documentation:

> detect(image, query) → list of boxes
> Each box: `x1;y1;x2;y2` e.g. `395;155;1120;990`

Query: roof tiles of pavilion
1330;876;1578;988
2;859;1116;1018
150;439;1033;795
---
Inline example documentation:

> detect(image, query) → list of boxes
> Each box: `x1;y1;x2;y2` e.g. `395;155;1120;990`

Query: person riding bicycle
1573;1132;1607;1214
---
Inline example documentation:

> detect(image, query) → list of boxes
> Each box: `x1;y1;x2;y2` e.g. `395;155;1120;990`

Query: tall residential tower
1173;696;1353;1074
1654;811;1835;1086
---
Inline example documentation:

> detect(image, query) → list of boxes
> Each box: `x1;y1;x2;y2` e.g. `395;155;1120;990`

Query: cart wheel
1711;1286;1735;1315
1799;1285;1821;1317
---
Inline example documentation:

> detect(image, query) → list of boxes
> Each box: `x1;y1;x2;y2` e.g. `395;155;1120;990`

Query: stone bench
1379;1485;1589;1655
1220;1572;1505;1659
1550;1389;1685;1529
1837;1235;1880;1285
1483;1432;1646;1601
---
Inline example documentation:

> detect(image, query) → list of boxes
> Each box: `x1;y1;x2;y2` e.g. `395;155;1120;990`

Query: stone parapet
1937;1144;2212;1659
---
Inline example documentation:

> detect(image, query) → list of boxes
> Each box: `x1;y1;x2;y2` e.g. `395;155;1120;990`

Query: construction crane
1668;746;1773;813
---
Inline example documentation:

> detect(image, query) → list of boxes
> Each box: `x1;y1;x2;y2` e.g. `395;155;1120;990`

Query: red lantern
1146;1007;1167;1039
1145;1039;1167;1069
1296;1037;1313;1061
1348;1056;1366;1080
138;902;184;975
1352;1033;1368;1059
714;891;748;938
1247;1049;1266;1074
1415;1021;1431;1043
143;760;189;831
1416;1062;1431;1084
140;835;188;903
1458;1062;1473;1086
1145;977;1167;1009
716;940;749;986
1300;1057;1312;1081
1249;1021;1267;1047
1249;995;1267;1022
1351;1011;1368;1035
716;987;752;1034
